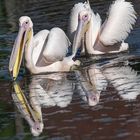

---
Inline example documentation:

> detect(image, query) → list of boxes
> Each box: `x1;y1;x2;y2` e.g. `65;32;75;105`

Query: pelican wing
42;27;71;62
32;28;70;67
99;0;136;46
32;29;50;66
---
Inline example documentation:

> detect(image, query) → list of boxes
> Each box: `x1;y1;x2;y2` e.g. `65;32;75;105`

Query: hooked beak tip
9;68;17;81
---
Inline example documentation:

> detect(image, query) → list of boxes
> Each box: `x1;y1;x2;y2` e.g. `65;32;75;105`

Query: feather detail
104;66;140;100
100;0;137;46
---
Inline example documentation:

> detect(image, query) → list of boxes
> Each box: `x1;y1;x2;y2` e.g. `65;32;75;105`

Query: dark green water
0;0;140;139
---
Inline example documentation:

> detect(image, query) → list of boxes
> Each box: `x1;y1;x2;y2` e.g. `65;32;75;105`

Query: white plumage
69;0;137;54
9;16;80;80
100;0;137;45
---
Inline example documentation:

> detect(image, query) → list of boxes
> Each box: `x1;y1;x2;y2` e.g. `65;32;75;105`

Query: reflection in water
7;61;140;137
103;66;140;100
12;82;43;136
11;59;140;136
74;54;140;103
12;71;109;136
29;73;74;108
12;73;75;136
75;66;107;106
100;57;140;100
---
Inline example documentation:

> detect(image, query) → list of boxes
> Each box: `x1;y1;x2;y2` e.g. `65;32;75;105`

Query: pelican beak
9;26;31;80
72;19;86;57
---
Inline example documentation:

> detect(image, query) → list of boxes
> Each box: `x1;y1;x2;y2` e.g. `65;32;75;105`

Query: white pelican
9;16;80;80
69;0;137;56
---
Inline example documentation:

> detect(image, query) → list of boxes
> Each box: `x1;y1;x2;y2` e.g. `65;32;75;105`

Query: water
0;0;140;139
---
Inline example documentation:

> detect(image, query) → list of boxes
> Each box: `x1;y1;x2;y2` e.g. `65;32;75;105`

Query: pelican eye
82;14;88;21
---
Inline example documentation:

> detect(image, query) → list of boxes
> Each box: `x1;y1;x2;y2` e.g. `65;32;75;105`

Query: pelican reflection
11;61;140;137
29;73;74;108
12;73;75;136
75;66;107;106
103;66;140;100
74;57;140;104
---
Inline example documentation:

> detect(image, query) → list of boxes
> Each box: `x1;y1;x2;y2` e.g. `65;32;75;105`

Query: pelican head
19;16;33;28
79;10;91;26
72;9;92;56
9;16;33;80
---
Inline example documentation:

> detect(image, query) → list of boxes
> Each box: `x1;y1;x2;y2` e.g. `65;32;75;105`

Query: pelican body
69;0;137;56
9;16;79;80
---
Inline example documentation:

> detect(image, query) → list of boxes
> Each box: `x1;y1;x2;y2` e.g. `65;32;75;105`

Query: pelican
69;0;137;56
9;16;80;80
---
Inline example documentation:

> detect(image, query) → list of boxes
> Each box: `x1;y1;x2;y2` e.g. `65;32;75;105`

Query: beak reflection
12;81;43;137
